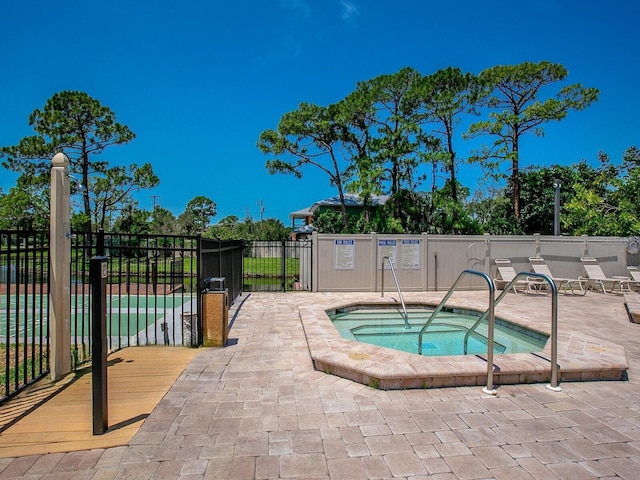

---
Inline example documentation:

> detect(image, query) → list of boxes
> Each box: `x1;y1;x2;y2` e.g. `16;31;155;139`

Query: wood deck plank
0;346;200;458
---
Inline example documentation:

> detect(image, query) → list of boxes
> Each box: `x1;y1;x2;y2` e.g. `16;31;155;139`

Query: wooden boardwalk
0;347;199;458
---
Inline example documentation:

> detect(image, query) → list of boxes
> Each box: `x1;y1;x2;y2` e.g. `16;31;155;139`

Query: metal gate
68;231;200;368
243;240;312;292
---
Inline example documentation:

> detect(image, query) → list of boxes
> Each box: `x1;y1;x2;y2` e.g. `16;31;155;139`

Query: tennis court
0;293;196;346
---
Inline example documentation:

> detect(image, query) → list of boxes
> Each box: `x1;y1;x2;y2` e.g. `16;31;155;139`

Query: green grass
243;257;300;276
0;344;47;390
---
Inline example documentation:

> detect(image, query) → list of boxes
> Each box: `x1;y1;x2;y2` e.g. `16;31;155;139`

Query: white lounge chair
529;257;586;295
626;266;640;291
579;257;633;294
494;258;544;294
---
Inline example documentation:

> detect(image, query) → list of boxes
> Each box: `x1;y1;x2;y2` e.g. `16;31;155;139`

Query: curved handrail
381;256;409;329
418;269;560;394
463;272;556;354
499;272;560;392
418;269;496;394
418;270;494;355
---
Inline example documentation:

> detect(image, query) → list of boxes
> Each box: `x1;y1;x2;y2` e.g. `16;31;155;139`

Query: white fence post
50;153;71;380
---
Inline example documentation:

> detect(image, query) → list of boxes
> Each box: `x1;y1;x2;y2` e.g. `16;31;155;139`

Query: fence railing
69;231;200;368
243;240;312;292
1;230;248;404
0;230;50;403
200;238;245;303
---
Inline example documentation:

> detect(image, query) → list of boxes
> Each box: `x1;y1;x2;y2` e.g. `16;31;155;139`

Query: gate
69;231;199;367
243;240;312;292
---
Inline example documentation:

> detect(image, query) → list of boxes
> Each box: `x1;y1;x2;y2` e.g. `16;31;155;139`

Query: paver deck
1;290;640;479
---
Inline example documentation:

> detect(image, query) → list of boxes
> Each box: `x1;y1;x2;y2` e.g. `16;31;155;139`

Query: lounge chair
528;257;586;295
579;256;633;294
494;258;544;294
627;266;640;291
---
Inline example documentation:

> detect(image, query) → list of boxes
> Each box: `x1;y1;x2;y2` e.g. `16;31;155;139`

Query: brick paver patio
1;290;640;479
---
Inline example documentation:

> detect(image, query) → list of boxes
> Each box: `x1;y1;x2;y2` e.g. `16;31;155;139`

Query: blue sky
1;0;638;226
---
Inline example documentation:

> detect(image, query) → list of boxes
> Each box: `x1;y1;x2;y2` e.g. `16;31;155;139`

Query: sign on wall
401;239;421;269
378;239;397;269
334;239;355;270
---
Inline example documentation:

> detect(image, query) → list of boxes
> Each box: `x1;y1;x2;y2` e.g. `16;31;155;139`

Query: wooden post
49;153;71;380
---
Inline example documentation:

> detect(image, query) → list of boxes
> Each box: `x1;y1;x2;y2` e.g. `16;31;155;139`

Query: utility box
202;288;229;347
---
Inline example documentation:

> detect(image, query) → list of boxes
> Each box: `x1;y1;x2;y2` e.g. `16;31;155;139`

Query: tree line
259;61;640;236
2;61;638;239
0;91;290;239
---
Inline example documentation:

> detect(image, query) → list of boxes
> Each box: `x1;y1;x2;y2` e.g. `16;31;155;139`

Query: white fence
310;232;639;292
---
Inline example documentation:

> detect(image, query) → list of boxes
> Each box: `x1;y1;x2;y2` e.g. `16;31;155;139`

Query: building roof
289;194;389;220
311;194;389;210
289;207;314;220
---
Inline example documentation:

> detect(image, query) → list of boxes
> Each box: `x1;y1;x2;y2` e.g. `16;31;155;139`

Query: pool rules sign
378;239;397;269
334;239;354;270
377;239;421;270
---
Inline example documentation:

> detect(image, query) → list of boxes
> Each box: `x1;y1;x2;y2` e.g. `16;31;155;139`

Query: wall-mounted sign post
90;256;108;435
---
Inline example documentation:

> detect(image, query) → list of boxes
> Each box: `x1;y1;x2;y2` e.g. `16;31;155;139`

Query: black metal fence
1;230;303;403
200;238;245;303
69;231;200;367
0;230;50;402
243;240;312;292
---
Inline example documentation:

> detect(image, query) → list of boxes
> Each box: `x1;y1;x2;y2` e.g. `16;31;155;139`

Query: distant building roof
289;207;314;220
311;194;389;210
289;194;389;220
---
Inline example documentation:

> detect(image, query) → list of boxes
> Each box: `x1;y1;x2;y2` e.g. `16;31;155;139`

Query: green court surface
108;295;189;309
0;293;194;340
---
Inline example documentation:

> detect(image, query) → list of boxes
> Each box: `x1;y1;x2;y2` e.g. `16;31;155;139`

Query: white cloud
340;0;359;20
279;0;311;18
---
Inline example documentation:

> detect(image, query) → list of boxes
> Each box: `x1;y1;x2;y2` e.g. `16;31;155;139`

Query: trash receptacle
181;311;198;347
202;277;229;347
203;277;225;292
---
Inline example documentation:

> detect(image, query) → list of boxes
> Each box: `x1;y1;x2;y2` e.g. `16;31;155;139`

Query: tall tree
417;67;482;206
339;67;435;224
258;102;351;227
0;90;135;231
344;67;429;196
179;196;217;234
466;61;599;221
91;163;159;230
0;177;49;230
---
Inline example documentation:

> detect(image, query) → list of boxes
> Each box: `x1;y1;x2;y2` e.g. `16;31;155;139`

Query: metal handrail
418;270;494;354
381;256;409;329
418;269;495;394
500;272;560;392
462;272;542;354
